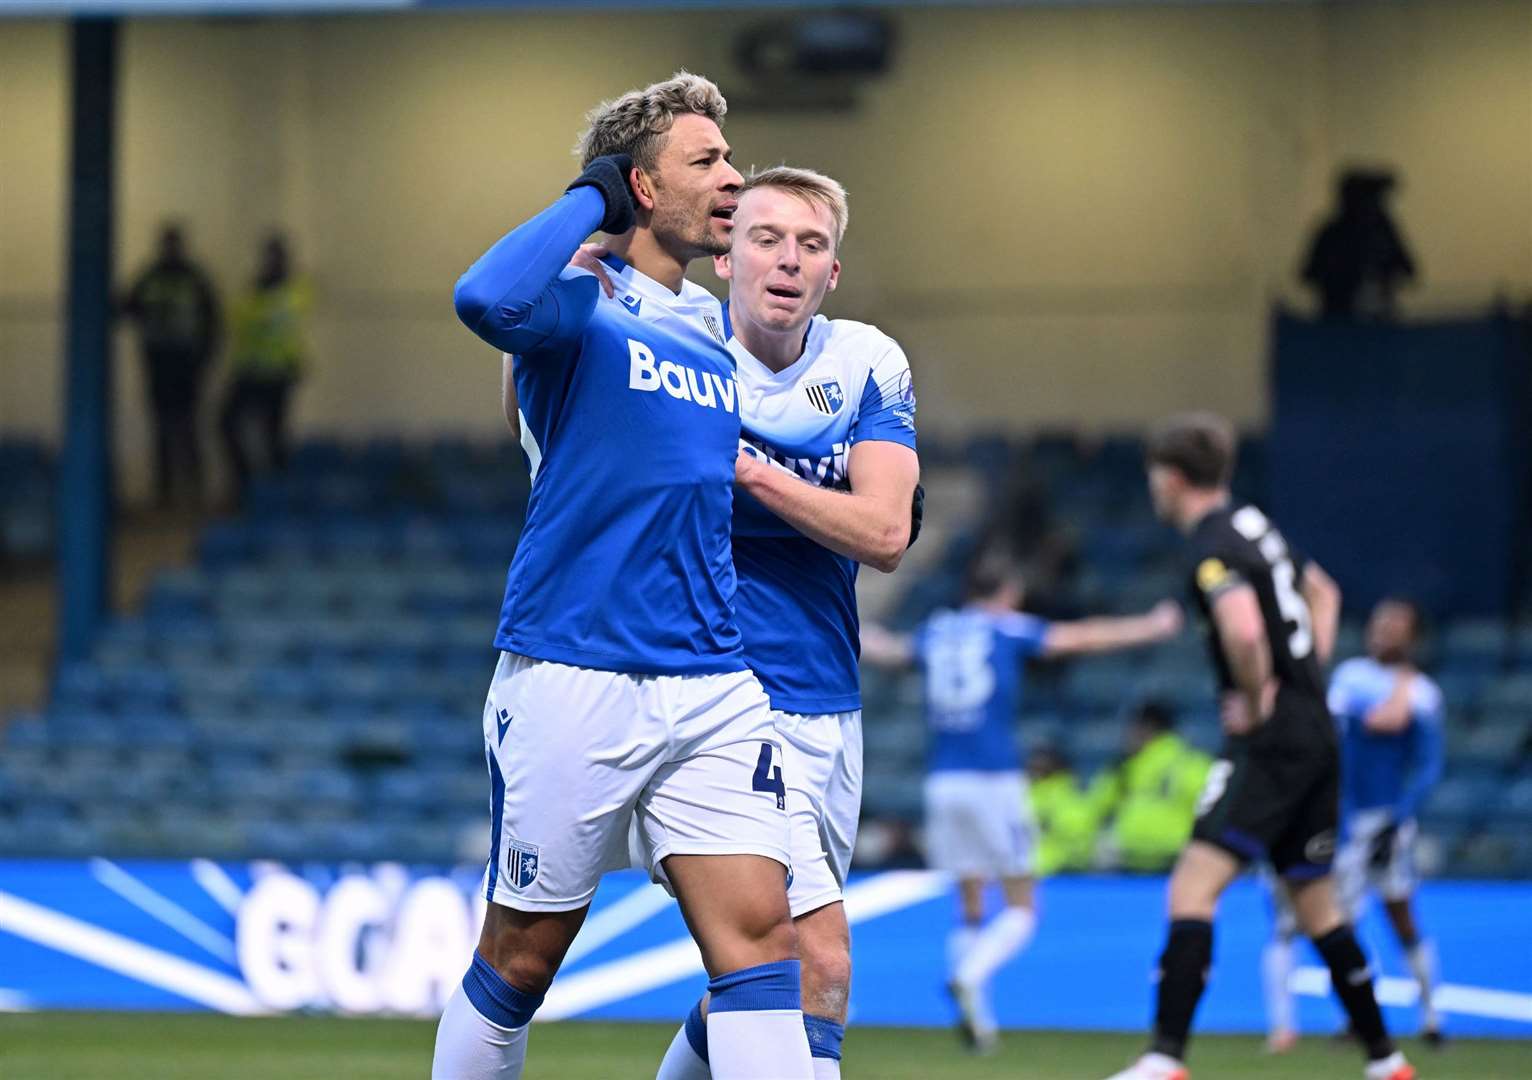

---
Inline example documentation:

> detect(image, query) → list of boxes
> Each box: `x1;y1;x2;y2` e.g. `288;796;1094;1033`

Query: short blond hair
737;166;850;248
575;72;728;171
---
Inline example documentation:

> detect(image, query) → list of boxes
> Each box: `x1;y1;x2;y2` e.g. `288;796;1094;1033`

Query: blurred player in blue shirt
436;74;814;1080
863;555;1181;1052
1263;598;1446;1049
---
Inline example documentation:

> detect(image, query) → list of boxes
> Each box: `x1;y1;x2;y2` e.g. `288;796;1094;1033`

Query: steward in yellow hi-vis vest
1088;702;1211;872
219;233;311;502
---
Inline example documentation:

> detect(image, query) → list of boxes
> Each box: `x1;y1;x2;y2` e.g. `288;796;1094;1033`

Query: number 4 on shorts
752;742;786;810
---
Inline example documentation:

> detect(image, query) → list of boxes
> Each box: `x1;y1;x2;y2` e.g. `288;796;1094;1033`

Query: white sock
1405;939;1440;1028
431;981;528;1079
1262;935;1297;1035
707;1011;813;1079
812;1058;841;1080
656;1020;712;1080
946;923;981;980
955;906;1037;988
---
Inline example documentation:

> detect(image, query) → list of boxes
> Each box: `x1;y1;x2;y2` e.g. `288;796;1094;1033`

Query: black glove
566;154;637;235
1367;820;1399;871
907;483;925;549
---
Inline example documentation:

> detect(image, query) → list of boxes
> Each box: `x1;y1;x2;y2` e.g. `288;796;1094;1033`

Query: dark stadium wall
1;2;1529;501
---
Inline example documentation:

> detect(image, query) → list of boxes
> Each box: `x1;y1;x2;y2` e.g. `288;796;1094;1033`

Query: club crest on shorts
505;838;540;891
804;378;845;416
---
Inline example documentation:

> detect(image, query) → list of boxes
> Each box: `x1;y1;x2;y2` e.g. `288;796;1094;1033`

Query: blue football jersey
728;311;918;715
912;607;1051;773
455;190;745;676
1328;657;1446;821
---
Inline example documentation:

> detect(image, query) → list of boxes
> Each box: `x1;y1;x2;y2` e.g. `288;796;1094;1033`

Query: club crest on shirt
804;378;845;416
703;312;726;345
505;838;540;891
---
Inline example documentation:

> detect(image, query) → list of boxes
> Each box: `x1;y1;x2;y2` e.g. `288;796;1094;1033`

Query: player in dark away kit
1105;412;1412;1080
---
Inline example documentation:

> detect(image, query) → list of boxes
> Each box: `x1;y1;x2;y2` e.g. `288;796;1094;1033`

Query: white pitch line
563;882;675;966
89;858;237;965
0;890;267;1015
1292;966;1532;1024
190;859;246;916
540;870;951;1022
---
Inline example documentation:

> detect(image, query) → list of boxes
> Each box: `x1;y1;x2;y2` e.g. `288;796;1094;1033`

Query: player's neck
606;230;688;295
1176;488;1231;533
731;315;808;373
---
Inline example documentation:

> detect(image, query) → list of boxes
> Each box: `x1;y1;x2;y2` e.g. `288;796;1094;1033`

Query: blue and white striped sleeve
849;342;917;450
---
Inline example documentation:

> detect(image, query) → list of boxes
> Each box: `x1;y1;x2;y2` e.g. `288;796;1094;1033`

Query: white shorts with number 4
632;708;863;919
481;651;791;912
924;770;1037;878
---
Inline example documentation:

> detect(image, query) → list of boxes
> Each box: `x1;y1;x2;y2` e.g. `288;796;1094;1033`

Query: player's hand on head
566;153;638;235
569;243;616;298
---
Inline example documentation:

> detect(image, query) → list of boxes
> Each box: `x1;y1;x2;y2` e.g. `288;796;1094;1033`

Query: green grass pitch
0;1014;1521;1079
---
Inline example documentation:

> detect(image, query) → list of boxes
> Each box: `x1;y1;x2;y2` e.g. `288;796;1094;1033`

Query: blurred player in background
862;556;1182;1052
437;74;815;1080
1263;597;1447;1050
1106;412;1412;1080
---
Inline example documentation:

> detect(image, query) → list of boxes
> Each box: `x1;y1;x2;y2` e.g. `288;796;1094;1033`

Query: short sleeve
904;620;928;669
849;342;917;450
1327;660;1364;717
1411;676;1445;726
995;613;1050;658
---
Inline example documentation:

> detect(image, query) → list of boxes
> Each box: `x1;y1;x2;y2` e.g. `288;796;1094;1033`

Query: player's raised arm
453;156;636;356
859;622;916;668
1300;559;1342;667
1039;600;1183;658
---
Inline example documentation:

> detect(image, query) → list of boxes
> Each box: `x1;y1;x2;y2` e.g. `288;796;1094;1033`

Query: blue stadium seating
2;434;1530;874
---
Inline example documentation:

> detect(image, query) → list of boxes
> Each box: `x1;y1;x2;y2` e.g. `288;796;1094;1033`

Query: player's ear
630;166;657;212
826;257;841;292
714;252;732;280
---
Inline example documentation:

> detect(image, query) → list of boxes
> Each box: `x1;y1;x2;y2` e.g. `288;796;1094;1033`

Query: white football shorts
923;769;1037;878
631;708;863;920
479;651;790;912
776;709;863;918
1334;807;1419;917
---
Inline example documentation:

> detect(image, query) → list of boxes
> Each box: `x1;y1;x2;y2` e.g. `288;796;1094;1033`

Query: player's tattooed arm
736;439;919;573
1040;600;1182;657
1299;560;1342;667
1211;584;1278;735
858;622;915;668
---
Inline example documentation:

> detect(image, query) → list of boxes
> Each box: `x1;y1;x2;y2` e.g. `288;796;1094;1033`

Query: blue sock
685;998;709;1063
707;959;802;1012
803;1013;845;1061
460;952;543;1029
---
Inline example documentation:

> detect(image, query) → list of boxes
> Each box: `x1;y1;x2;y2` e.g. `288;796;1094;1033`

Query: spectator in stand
1027;743;1100;875
219;232;311;503
1089;702;1212;872
1301;169;1416;320
120;222;221;509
